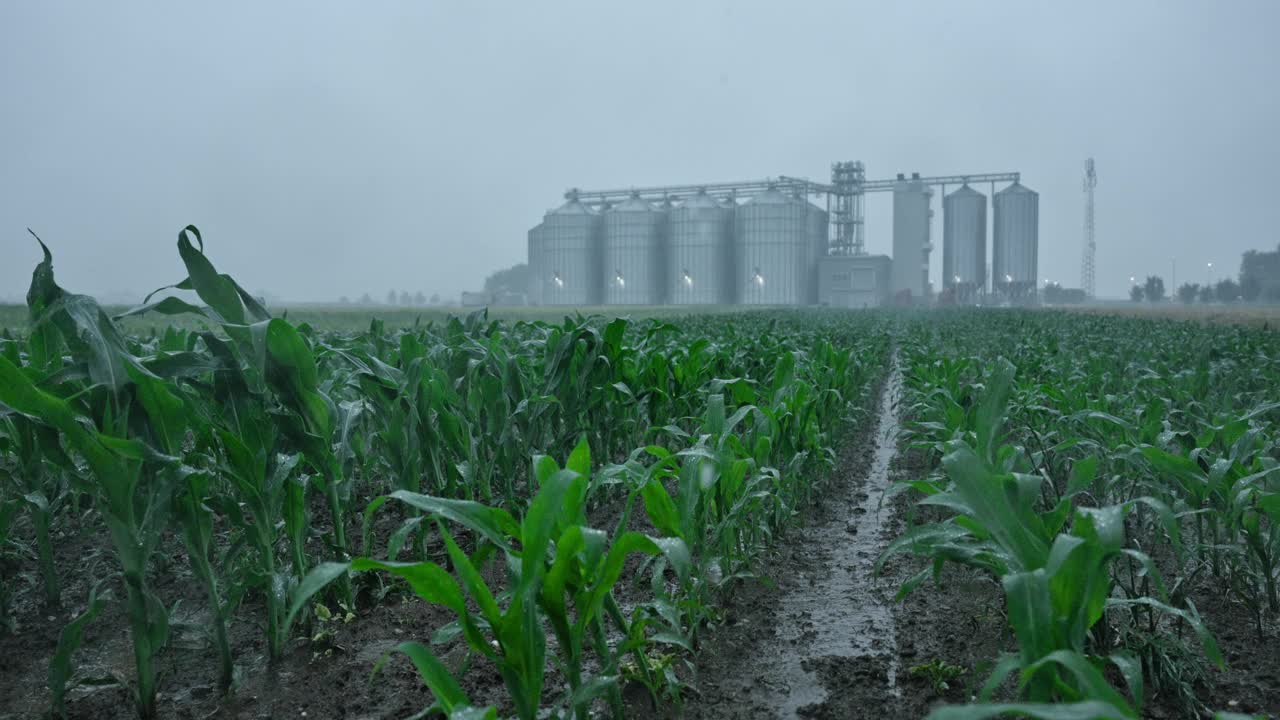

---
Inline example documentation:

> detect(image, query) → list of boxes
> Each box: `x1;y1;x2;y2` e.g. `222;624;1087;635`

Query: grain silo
526;222;545;306
735;187;810;305
891;174;933;301
602;192;666;305
540;195;602;305
992;182;1039;298
667;189;733;304
942;185;987;297
806;199;829;304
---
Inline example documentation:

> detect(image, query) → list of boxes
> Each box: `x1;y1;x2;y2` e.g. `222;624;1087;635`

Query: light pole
1207;262;1214;287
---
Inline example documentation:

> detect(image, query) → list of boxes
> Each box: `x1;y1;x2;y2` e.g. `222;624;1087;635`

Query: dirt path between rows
660;356;922;719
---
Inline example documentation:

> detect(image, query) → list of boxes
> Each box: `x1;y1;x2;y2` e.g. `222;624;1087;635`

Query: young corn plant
298;438;690;720
0;414;69;607
889;358;1220;719
6;240;185;718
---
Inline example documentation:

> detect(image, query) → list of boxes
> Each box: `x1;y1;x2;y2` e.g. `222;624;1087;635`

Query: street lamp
1207;262;1214;286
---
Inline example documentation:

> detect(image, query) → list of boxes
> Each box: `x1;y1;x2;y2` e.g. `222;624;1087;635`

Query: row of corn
0;226;890;718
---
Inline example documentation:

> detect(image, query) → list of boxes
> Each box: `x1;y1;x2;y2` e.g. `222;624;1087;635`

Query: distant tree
386;290;397;305
339;295;350;304
1242;275;1262;302
484;264;529;295
414;291;426;306
1214;278;1241;303
1176;283;1199;304
430;293;441;305
398;290;412;306
1198;285;1214;304
358;292;373;305
1059;288;1087;304
1130;284;1146;303
1240;244;1280;304
1143;276;1165;303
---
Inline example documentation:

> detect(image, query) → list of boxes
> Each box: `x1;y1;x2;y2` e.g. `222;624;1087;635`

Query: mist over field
2;1;1278;303
3;5;1280;717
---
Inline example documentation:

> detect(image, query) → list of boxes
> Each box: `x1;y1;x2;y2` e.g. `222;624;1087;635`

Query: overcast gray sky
2;1;1277;302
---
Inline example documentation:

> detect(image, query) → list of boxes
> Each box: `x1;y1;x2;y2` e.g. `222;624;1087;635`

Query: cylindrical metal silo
891;177;933;301
526;222;545;306
735;187;809;305
806;199;829;304
539;196;602;305
602;192;666;305
667;189;733;304
942;185;987;299
992;182;1039;299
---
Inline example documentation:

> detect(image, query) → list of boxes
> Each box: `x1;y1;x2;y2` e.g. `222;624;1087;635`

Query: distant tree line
484;263;528;296
1043;283;1087;304
1130;243;1280;305
335;291;441;306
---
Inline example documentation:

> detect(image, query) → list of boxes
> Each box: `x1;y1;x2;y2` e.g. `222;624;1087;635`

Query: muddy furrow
672;357;906;719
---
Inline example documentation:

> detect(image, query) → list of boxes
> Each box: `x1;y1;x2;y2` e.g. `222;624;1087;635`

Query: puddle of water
774;359;904;718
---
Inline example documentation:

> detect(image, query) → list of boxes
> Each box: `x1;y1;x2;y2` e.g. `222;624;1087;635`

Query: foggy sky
2;1;1277;303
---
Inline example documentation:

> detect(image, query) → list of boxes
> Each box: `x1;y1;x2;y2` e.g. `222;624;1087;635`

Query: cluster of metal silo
603;193;667;305
529;196;603;306
992;183;1039;297
667;189;734;304
734;187;819;305
942;184;987;297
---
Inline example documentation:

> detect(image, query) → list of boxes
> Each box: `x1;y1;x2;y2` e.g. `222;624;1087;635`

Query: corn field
0;228;1275;719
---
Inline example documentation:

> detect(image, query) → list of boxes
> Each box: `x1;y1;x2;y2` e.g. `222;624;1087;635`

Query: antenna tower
1081;158;1097;297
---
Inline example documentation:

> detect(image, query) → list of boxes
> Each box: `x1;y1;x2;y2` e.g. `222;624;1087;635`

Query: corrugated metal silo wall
891;182;932;298
942;187;987;290
668;196;733;304
806;202;829;304
735;191;810;305
602;201;666;305
992;184;1040;292
541;207;602;305
721;198;738;303
526;222;544;306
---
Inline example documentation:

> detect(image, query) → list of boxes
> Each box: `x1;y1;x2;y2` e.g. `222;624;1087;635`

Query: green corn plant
127;226;353;608
887;353;1209;714
370;642;497;719
531;440;691;718
173;468;235;687
7;240;185;719
1236;473;1280;614
48;578;112;718
0;414;69;607
0;496;19;633
299;438;691;720
213;434;303;659
0;355;176;719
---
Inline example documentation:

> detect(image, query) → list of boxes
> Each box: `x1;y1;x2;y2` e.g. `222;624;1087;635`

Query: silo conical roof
680;189;721;210
996;182;1036;195
550;197;598;216
947;184;985;198
612;192;656;212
